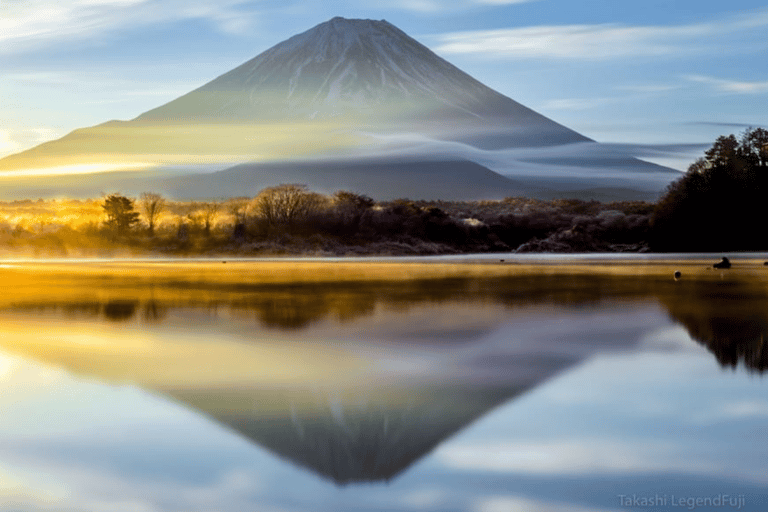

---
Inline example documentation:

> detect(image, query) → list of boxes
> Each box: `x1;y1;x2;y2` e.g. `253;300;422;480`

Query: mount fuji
137;16;585;147
0;17;679;200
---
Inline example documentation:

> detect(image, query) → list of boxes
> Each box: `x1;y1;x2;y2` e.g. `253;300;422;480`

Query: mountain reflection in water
0;260;765;487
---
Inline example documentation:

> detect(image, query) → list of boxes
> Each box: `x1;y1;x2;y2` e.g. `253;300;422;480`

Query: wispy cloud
617;84;681;94
2;71;189;111
0;128;63;159
0;459;265;512
0;133;21;158
0;0;261;54
540;97;621;111
473;496;613;512
436;439;723;476
540;84;682;112
3;72;78;85
383;0;537;13
434;24;703;59
474;0;537;4
686;75;768;94
600;142;709;159
388;0;442;13
687;121;767;129
433;9;768;59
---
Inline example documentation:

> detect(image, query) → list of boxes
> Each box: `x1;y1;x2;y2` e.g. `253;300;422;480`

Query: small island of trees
0;128;765;257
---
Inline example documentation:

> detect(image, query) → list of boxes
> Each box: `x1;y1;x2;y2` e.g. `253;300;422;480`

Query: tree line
0;185;651;256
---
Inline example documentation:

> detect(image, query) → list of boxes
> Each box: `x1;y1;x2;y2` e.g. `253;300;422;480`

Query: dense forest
650;127;768;251
0;128;764;257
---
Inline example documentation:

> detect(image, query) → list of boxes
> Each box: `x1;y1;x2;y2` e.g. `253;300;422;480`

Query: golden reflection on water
0;321;367;388
0;260;767;374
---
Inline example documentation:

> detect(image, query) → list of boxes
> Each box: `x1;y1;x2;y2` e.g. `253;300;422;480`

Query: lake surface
0;258;766;512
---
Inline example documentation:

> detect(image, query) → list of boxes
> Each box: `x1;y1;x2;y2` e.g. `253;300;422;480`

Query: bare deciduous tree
140;192;166;235
200;201;221;236
185;202;220;236
251;184;325;231
228;199;249;239
333;190;374;228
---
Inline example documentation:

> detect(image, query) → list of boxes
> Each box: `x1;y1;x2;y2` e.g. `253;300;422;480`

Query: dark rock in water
674;270;682;280
514;237;574;253
713;257;731;269
514;226;600;253
513;223;651;254
609;242;651;253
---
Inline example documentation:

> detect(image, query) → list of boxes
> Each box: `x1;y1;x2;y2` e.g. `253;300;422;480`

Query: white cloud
433;9;768;59
379;0;537;13
0;0;260;53
436;439;722;476
617;84;681;94
0;133;21;157
686;75;768;94
400;488;449;508
540;83;684;112
0;128;62;159
540;97;621;111
472;496;615;512
723;400;768;418
388;0;443;13
0;460;263;512
435;24;702;59
3;70;192;98
692;399;768;424
3;72;77;85
474;0;537;4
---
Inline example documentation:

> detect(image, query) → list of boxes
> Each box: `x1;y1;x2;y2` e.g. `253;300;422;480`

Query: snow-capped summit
137;17;587;147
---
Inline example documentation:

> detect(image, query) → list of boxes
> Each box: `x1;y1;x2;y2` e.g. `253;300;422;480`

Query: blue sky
2;0;767;170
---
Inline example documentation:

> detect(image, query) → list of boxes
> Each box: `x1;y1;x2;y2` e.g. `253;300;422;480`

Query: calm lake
0;257;765;512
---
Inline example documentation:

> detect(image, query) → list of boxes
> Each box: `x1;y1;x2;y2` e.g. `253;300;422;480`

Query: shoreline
0;251;766;263
2;253;768;286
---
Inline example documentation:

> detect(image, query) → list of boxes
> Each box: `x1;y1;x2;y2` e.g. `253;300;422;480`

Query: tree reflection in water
659;279;768;372
103;300;138;321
